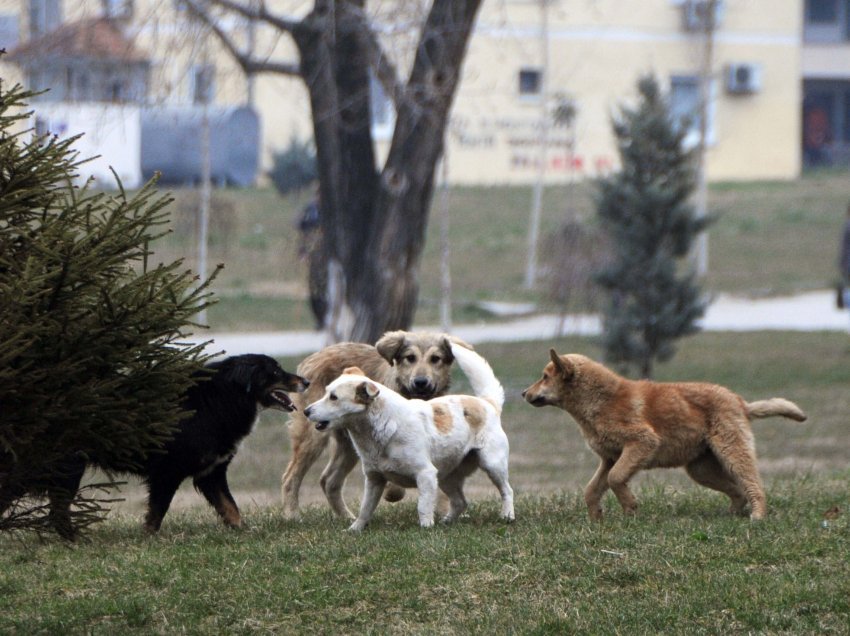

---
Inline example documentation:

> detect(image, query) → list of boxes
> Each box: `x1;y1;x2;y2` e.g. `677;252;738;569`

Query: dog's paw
348;520;367;532
419;518;435;528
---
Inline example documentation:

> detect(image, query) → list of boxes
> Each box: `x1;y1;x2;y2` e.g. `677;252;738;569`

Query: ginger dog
523;350;806;521
304;343;514;531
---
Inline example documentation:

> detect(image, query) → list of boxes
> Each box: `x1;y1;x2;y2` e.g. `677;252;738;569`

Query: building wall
445;0;802;184
0;0;804;185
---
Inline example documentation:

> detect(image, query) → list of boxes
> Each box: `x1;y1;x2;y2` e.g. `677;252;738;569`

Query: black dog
2;354;308;538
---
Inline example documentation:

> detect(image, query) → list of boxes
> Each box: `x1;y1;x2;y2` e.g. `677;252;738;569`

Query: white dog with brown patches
304;343;514;531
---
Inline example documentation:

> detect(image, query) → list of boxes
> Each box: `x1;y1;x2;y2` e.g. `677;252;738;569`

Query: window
807;0;838;23
670;74;716;146
28;0;61;37
519;68;542;98
191;65;215;105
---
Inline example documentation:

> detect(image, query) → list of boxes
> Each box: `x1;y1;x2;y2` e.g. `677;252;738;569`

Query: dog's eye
329;393;337;401
430;355;441;364
404;354;416;364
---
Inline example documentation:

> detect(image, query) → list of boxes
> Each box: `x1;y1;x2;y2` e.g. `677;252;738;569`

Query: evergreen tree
0;80;219;537
595;75;712;378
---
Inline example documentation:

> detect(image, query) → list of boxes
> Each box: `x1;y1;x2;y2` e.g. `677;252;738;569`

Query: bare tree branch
182;0;301;76
203;0;300;33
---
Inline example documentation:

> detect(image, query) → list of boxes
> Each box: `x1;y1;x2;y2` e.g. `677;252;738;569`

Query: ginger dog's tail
746;398;807;422
449;342;505;412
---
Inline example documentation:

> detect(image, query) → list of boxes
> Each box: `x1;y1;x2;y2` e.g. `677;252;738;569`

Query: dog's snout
521;389;527;398
304;405;313;418
413;377;431;390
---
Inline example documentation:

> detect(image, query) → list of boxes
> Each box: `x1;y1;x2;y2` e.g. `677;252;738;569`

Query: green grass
6;174;850;632
147;170;850;331
2;480;848;634
4;331;850;633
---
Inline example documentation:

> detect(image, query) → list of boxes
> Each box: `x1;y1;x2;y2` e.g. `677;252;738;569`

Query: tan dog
281;331;460;519
522;350;807;521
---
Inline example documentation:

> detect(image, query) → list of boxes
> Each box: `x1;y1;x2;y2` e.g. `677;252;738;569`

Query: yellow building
0;1;844;185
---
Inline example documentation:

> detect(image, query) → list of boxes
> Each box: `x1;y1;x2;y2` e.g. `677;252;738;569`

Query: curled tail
450;342;504;412
746;398;807;422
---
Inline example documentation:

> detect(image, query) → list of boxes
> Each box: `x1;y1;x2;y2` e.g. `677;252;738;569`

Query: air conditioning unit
682;0;724;32
725;63;762;95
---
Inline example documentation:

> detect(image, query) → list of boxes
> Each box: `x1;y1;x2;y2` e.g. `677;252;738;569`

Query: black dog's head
211;354;309;412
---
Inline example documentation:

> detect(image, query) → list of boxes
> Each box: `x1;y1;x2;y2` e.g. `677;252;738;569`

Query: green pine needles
0;80;219;536
595;75;713;378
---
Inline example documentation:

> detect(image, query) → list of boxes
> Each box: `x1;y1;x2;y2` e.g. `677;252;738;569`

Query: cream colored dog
304;343;515;531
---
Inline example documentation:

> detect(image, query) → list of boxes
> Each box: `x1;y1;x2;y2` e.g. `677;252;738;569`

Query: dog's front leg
349;471;387;532
607;440;657;516
415;466;439;528
585;457;615;521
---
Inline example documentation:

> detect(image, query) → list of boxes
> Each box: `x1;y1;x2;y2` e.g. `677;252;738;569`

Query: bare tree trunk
192;0;482;343
294;0;481;343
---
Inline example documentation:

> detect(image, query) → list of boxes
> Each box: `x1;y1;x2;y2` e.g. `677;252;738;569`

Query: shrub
268;135;317;195
0;81;218;537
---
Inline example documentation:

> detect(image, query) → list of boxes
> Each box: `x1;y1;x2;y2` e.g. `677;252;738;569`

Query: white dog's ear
355;380;380;404
375;331;407;363
549;349;575;380
343;366;365;376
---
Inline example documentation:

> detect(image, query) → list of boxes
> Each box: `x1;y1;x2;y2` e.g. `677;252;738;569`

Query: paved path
191;289;850;358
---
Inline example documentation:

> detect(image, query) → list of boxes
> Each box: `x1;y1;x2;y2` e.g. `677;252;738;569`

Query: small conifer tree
595;75;712;378
0;79;219;537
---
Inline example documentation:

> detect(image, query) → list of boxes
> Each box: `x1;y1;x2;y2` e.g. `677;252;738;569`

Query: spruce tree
595;75;712;378
0;79;219;537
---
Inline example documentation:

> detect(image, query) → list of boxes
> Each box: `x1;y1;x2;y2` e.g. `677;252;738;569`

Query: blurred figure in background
838;202;850;327
297;187;328;331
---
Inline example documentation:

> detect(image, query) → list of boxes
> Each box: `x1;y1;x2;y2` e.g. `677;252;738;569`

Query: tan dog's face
304;367;380;432
375;331;459;400
522;349;575;408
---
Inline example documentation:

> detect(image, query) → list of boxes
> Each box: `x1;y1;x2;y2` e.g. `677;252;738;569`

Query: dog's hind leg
438;475;469;523
194;463;242;528
476;447;515;522
685;451;748;516
584;457;615;521
46;458;86;541
319;431;359;520
281;417;330;519
707;421;766;520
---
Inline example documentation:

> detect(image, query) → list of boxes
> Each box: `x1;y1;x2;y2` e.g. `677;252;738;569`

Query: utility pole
438;151;452;333
198;34;212;325
694;0;718;277
523;0;550;289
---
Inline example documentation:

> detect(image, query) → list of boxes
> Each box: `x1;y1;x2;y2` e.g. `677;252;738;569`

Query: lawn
150;170;850;331
3;331;850;634
5;173;850;633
